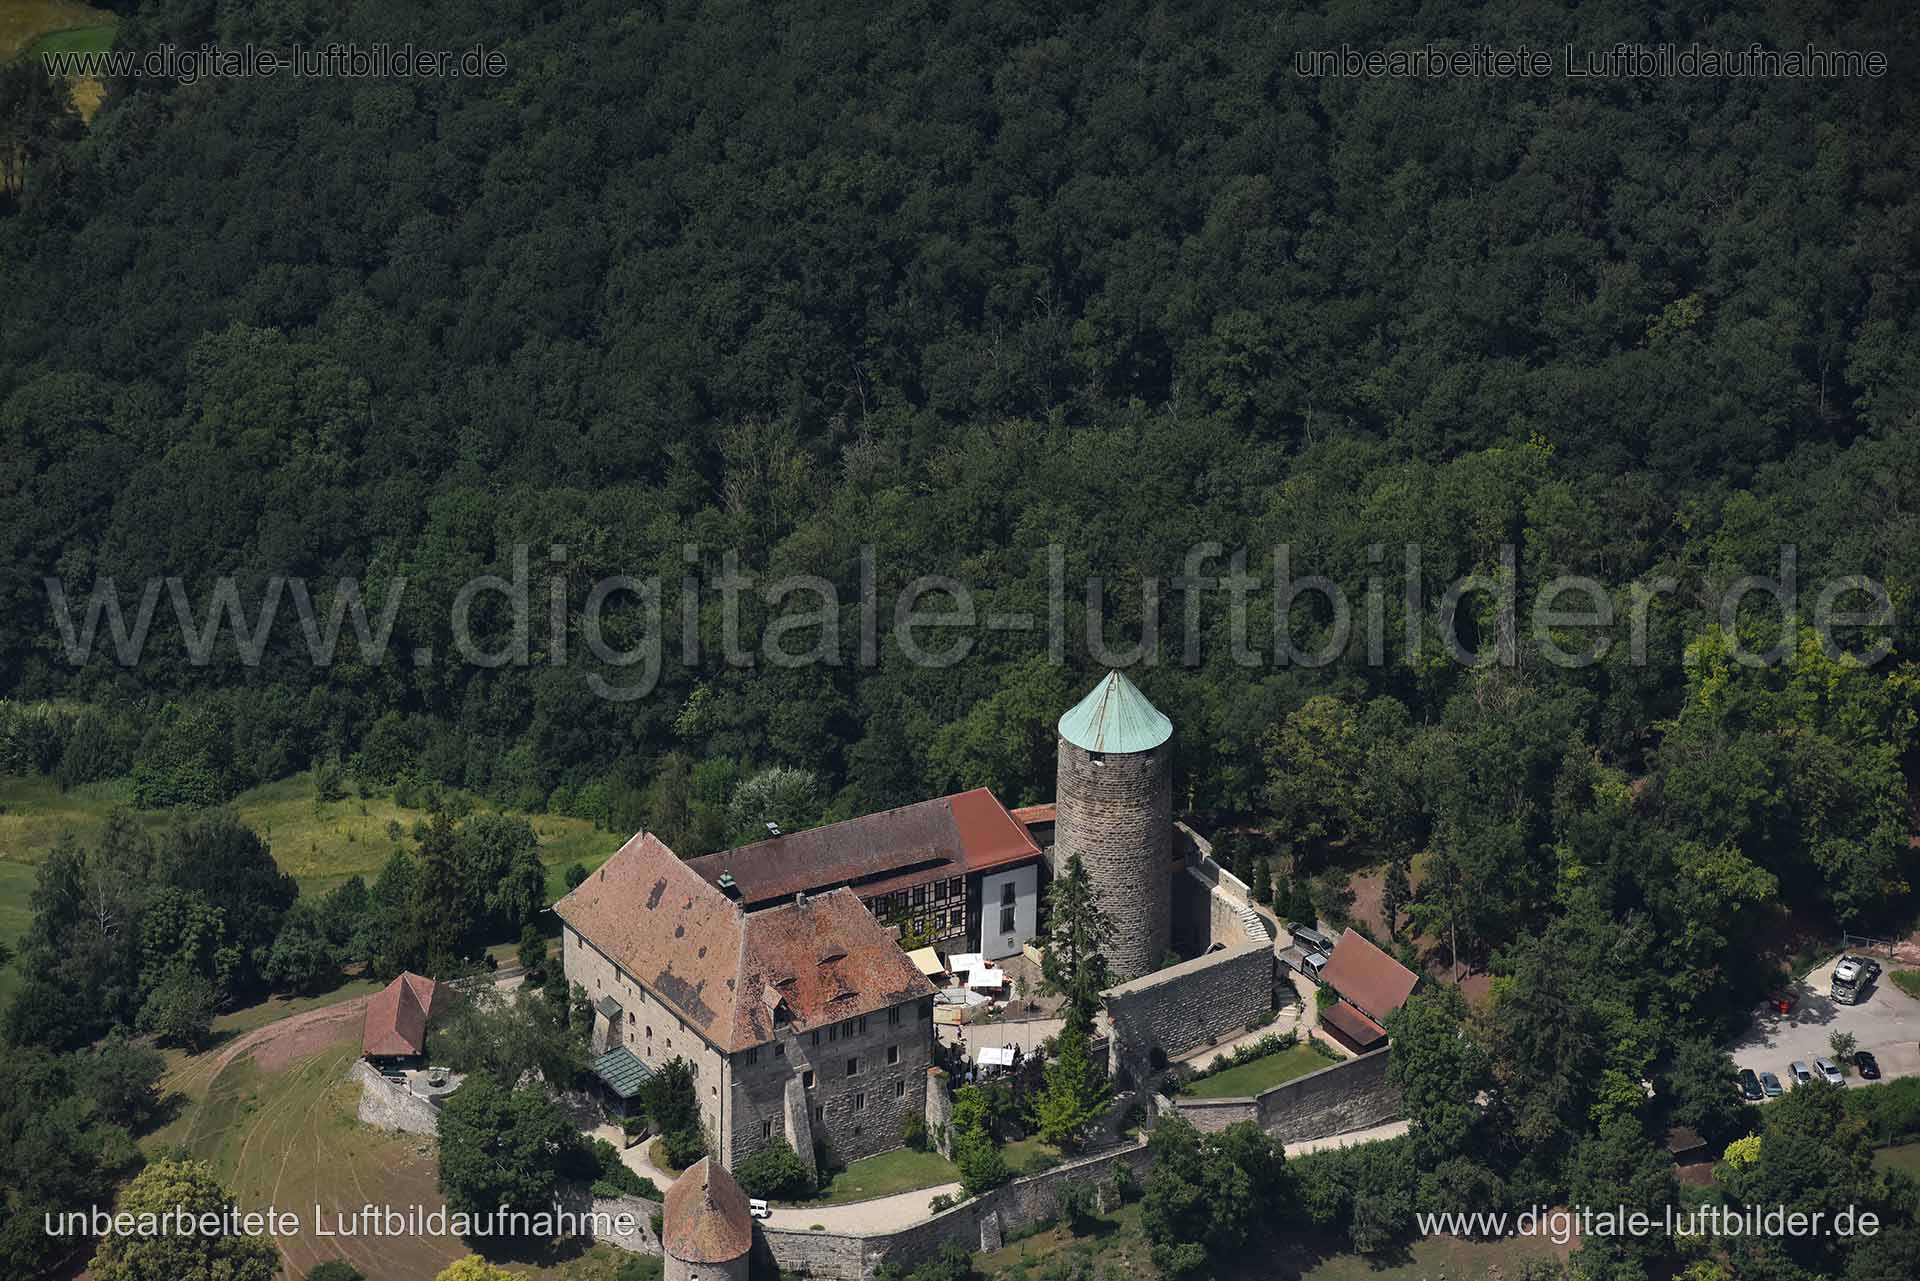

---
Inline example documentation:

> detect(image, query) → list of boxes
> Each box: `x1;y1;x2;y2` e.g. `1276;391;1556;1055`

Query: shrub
901;1112;929;1151
1055;1179;1098;1234
735;1139;814;1200
305;1264;366;1281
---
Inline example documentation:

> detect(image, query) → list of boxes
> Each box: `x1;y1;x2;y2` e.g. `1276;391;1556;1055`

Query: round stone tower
1053;670;1173;984
662;1156;752;1281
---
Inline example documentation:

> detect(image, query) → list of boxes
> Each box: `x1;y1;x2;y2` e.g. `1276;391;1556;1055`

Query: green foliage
951;1083;1010;1196
137;967;217;1050
437;1073;581;1219
901;1112;928;1151
1042;853;1111;1032
735;1138;814;1200
1385;988;1488;1164
1142;1115;1292;1277
584;1137;661;1200
1248;857;1271;906
0;1044;147;1274
428;985;586;1092
305;1263;366;1281
516;923;548;974
1034;1020;1112;1150
615;1257;665;1281
640;1057;706;1169
89;1159;278;1281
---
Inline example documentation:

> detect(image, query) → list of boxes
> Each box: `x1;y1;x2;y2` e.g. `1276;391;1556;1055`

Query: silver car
1789;1061;1812;1087
1814;1057;1845;1085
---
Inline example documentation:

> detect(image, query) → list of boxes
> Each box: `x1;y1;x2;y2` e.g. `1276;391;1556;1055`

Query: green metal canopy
589;1046;654;1100
1057;670;1172;754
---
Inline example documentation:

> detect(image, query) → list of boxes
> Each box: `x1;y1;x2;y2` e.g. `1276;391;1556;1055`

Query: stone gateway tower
1053;670;1173;983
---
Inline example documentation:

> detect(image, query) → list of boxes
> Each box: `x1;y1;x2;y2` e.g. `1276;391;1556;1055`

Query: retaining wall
351;1060;442;1135
1103;942;1274;1085
1165;1046;1401;1143
759;1141;1155;1280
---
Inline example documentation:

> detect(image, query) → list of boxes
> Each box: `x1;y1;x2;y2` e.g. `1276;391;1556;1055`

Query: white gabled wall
978;863;1039;961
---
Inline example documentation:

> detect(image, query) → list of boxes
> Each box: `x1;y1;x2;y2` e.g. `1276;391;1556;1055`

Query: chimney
717;872;740;901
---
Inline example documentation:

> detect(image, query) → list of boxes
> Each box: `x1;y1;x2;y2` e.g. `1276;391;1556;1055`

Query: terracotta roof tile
1319;930;1420;1022
737;891;936;1045
683;788;1038;906
553;832;747;1047
663;1157;752;1262
1320;999;1389;1052
555;832;935;1053
362;971;439;1057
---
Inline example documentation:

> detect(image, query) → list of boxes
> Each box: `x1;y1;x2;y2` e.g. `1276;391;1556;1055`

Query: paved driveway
1729;956;1920;1085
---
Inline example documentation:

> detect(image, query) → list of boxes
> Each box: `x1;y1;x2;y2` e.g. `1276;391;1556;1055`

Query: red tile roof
684;788;1039;906
1320;999;1389;1053
1010;803;1056;825
554;831;935;1053
1319;930;1421;1022
362;972;439;1057
663;1157;753;1263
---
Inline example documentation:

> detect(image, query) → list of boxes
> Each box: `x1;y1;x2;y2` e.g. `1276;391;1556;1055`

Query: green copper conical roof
1057;670;1172;754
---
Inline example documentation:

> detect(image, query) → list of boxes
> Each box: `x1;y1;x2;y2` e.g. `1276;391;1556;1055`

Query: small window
1000;906;1016;934
886;1044;900;1066
744;1048;759;1066
811;1030;820;1046
1001;882;1016;906
894;1079;906;1099
762;1119;772;1140
646;1026;652;1039
917;1000;928;1020
774;1042;786;1058
857;1015;868;1034
847;1057;859;1077
852;1092;866;1113
803;1070;815;1090
888;1007;901;1026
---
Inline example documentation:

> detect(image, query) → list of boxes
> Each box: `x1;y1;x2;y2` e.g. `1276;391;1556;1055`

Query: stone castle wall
1053;738;1171;983
1102;941;1274;1085
759;1140;1157;1280
1163;1046;1401;1142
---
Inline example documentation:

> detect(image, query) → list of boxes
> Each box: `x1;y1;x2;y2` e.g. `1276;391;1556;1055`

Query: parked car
1789;1061;1813;1087
1738;1068;1764;1100
1815;1057;1845;1085
749;1198;772;1221
1855;1050;1881;1080
1760;1071;1784;1098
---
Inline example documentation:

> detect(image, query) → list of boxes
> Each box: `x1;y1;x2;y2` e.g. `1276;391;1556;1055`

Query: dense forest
5;0;1920;1275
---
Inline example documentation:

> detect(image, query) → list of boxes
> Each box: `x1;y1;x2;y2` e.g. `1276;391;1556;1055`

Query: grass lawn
1890;970;1920;1001
146;1009;644;1281
806;1147;959;1205
974;1200;1568;1281
25;22;113;56
649;1136;690;1178
1003;1135;1066;1174
1875;1141;1920;1178
0;770;616;981
1183;1044;1338;1098
0;0;113;60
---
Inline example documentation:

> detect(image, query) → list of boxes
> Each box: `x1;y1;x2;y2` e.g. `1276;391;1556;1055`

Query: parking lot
1730;954;1920;1089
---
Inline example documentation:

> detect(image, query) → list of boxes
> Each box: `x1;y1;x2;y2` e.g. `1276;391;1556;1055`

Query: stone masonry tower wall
1054;736;1171;984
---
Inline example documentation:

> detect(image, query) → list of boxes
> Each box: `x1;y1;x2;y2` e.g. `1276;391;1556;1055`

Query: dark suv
1737;1067;1763;1101
1855;1050;1881;1080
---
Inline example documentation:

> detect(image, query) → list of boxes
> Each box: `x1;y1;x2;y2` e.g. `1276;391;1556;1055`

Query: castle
555;669;1277;1172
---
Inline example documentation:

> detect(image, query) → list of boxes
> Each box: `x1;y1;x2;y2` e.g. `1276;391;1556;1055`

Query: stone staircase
1238;901;1274;943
